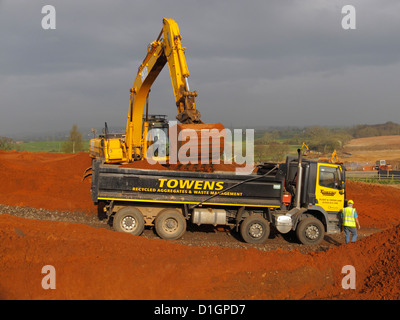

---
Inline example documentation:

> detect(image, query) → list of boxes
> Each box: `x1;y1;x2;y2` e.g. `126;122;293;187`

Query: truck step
327;213;341;230
326;225;341;234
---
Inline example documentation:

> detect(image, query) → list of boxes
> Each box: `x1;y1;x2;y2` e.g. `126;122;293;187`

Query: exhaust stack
295;148;303;209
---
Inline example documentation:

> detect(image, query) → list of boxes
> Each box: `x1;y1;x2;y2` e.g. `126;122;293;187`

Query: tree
0;136;17;151
302;126;351;153
254;144;268;162
62;125;84;153
266;141;289;162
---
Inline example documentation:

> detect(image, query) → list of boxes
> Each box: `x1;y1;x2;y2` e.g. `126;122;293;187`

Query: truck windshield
319;166;341;189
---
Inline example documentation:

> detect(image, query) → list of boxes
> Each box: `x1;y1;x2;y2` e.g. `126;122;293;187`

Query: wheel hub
121;216;136;231
249;223;263;238
163;218;178;233
305;225;320;240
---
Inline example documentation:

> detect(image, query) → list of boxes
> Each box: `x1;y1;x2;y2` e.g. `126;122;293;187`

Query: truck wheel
296;217;324;245
155;209;187;240
113;207;145;236
240;215;270;244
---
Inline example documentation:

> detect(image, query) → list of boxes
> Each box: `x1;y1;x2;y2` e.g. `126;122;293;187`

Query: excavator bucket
168;123;226;170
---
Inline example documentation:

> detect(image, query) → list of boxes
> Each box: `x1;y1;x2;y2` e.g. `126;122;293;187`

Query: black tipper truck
90;151;347;245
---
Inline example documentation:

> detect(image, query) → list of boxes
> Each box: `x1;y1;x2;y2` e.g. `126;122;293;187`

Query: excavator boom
125;18;203;160
90;18;223;164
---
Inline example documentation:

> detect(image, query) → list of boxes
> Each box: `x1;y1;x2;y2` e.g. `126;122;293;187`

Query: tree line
297;121;400;152
0;124;85;153
254;121;400;162
1;122;399;156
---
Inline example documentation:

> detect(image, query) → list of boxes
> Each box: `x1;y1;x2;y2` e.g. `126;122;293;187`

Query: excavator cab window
148;128;169;157
145;115;169;157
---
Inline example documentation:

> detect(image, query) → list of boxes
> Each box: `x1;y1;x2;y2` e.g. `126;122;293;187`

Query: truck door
315;164;345;212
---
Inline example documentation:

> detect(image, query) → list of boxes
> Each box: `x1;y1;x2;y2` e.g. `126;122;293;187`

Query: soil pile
344;135;400;151
0;150;254;212
171;122;226;164
120;160;167;170
120;159;257;173
346;181;400;228
0;151;95;213
341;135;400;164
0;214;399;300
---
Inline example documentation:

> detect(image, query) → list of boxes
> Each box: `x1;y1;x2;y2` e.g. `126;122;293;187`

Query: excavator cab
143;115;169;161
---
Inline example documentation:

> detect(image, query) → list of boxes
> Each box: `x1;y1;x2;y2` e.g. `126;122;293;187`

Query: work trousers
344;226;357;244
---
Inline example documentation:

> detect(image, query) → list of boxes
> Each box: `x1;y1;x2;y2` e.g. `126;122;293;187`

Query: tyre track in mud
0;203;380;254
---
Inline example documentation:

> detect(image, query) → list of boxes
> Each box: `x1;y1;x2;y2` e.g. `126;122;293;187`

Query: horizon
5;120;400;142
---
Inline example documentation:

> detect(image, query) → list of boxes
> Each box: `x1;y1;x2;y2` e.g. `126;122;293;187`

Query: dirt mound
346;181;400;228
0;151;252;213
121;160;255;173
345;135;400;151
342;135;400;164
0;151;95;213
0;213;399;300
120;160;167;170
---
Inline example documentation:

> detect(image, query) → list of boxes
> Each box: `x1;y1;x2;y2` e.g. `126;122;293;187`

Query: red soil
346;181;400;228
341;135;400;164
0;150;95;213
171;123;226;164
0;151;399;300
120;159;254;173
120;160;167;170
1;214;399;300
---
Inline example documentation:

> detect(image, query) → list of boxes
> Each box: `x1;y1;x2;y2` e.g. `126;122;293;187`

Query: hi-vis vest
342;207;356;227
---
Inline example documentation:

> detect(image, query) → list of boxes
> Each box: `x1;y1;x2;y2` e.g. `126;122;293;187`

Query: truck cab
273;156;345;244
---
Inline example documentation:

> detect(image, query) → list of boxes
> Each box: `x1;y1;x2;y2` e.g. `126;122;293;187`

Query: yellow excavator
318;149;341;164
301;142;310;156
301;142;340;163
90;18;219;164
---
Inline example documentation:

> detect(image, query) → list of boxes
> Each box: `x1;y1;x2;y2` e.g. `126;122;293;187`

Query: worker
341;200;361;244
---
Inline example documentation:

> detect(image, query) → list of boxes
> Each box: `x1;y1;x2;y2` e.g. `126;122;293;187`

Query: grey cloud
1;0;399;137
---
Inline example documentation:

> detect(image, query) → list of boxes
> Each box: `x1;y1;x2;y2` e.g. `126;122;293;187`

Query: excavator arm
90;18;223;164
162;18;202;124
125;18;203;161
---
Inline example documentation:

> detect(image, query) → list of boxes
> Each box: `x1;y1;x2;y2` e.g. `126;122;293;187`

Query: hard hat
348;200;354;205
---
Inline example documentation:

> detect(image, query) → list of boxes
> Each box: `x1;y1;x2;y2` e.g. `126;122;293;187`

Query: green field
17;140;90;153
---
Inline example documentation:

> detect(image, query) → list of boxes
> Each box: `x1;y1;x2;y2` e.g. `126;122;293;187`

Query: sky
1;0;399;138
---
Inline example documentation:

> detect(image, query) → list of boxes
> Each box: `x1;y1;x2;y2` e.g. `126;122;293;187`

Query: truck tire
240;215;270;244
113;207;145;236
296;217;324;245
155;209;186;240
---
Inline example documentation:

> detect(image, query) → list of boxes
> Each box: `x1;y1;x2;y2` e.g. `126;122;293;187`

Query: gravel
0;204;109;229
0;204;379;253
